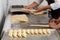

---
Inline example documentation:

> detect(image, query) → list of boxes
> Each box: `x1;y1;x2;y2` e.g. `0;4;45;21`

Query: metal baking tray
10;13;49;26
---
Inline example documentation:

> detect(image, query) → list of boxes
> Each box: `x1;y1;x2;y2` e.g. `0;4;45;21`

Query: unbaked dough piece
17;30;22;38
18;29;21;32
13;30;18;38
38;29;43;35
9;15;20;23
34;29;38;35
29;9;36;13
22;29;26;33
10;14;28;23
33;11;47;16
18;29;27;38
17;29;22;38
30;29;34;35
8;30;13;38
22;32;27;38
21;8;30;11
18;14;28;23
46;29;51;34
26;29;30;34
42;29;47;35
30;25;49;27
10;8;30;12
21;8;35;12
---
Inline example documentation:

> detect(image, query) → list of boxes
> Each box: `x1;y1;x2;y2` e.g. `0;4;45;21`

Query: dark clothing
46;0;54;5
46;0;60;19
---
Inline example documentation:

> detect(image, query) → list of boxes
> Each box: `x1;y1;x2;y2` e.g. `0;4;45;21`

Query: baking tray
9;13;50;29
10;13;49;26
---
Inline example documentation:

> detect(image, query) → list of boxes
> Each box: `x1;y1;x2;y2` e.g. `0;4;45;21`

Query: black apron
46;0;60;19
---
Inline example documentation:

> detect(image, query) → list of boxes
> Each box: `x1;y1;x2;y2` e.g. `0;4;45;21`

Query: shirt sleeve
50;0;60;10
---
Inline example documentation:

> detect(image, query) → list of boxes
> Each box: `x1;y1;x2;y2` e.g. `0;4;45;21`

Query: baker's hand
32;6;44;15
25;6;32;9
34;6;44;13
49;19;60;29
24;8;30;12
24;6;32;12
31;7;44;16
50;19;56;22
56;17;60;24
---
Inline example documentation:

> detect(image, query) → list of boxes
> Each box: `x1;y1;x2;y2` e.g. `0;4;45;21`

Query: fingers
49;19;56;28
56;17;60;24
24;6;32;12
50;19;56;23
49;23;56;29
25;6;32;9
24;9;30;12
35;6;43;11
49;20;60;29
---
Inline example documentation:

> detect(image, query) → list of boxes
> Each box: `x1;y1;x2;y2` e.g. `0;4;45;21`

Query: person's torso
46;0;55;5
46;0;60;19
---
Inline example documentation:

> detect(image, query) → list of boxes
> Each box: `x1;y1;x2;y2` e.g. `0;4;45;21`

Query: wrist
43;5;51;10
37;7;44;12
29;2;38;8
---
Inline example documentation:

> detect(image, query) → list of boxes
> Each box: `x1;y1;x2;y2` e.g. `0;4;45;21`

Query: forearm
28;2;39;8
30;0;44;8
42;5;51;10
35;5;51;12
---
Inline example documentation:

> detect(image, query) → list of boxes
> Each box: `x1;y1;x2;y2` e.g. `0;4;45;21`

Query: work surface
1;13;60;40
2;13;49;32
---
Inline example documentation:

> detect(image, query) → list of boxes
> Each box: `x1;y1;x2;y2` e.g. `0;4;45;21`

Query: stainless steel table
1;14;60;40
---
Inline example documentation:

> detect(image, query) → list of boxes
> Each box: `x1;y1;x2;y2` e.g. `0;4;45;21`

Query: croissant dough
13;30;18;38
10;14;28;23
46;29;51;34
30;29;34;35
33;11;47;16
42;29;47;35
8;29;51;38
38;29;43;35
26;29;30;34
34;29;38;35
8;30;13;38
17;29;21;38
22;32;27;38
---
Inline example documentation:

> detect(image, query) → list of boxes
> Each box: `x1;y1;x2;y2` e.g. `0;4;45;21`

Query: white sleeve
50;0;60;10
